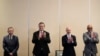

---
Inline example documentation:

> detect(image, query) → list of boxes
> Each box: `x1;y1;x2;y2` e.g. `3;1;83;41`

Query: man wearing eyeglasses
32;22;51;56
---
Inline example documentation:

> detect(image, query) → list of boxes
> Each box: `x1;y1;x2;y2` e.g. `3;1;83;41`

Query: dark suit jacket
32;31;51;55
62;34;77;56
3;35;19;56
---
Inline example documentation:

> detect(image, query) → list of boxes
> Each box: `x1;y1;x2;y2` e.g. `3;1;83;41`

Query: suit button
41;48;43;50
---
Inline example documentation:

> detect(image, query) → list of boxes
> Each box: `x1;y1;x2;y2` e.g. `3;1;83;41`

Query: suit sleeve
91;33;99;43
3;37;10;53
62;36;67;47
71;36;77;46
83;33;90;44
32;32;39;43
43;32;51;43
12;37;19;54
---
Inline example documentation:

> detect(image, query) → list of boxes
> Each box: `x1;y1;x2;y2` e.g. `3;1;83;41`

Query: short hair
87;24;93;29
38;22;45;26
8;27;14;30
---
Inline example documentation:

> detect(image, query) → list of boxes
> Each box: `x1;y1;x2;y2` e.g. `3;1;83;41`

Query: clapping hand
91;32;96;38
9;53;13;56
67;37;73;43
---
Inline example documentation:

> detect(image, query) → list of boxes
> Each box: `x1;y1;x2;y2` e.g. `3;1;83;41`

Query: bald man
3;27;19;56
83;25;99;56
62;27;77;56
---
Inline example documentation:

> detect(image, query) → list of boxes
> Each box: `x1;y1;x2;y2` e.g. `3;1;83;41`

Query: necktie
89;32;91;37
9;35;12;40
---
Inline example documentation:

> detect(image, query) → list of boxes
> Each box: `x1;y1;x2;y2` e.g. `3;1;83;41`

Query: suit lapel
87;32;91;38
66;35;68;40
71;35;73;39
7;35;10;40
36;31;40;38
12;35;15;40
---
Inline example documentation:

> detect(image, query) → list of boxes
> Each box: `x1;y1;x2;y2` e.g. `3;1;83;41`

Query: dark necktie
89;32;91;37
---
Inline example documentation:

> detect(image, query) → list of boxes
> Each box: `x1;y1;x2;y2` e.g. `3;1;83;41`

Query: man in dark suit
32;22;51;56
62;27;77;56
3;27;19;56
83;25;99;56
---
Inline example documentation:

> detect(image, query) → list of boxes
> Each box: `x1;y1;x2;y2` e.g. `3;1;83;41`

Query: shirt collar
66;34;71;37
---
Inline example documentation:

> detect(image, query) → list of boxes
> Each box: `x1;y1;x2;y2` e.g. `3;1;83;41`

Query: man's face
66;28;71;34
87;25;93;32
8;28;14;35
39;24;45;31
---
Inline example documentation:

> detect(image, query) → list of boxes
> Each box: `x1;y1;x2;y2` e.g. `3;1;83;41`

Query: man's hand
91;33;96;38
9;53;13;56
67;37;73;43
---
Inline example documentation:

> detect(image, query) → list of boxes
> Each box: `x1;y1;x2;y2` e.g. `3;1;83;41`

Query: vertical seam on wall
58;0;61;50
27;0;31;56
89;0;91;24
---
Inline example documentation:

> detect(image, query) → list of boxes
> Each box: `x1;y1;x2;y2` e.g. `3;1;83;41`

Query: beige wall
0;0;28;56
0;0;100;56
